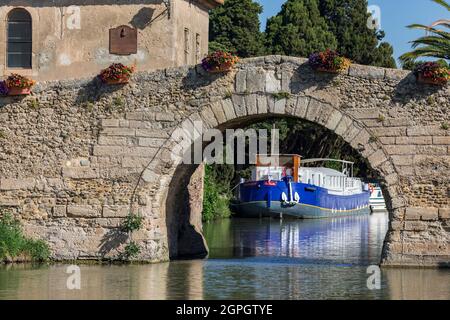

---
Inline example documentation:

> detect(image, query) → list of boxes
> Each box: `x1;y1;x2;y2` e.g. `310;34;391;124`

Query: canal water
1;213;449;300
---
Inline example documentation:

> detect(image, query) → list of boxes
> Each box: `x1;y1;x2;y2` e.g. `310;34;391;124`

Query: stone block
245;94;258;115
371;127;407;137
232;94;247;117
385;69;411;81
405;207;439;221
93;146;158;157
126;112;155;121
305;99;326;122
348;108;381;119
367;150;388;168
155;113;175;122
235;70;247;93
324;109;342;131
265;70;281;93
200;106;219;128
0;198;20;207
210;102;227;124
395;165;414;176
385;145;416;155
407;125;446;136
334;116;353;137
281;70;292;91
342;123;362;143
416;145;447;155
101;119;119;127
379;137;395;145
102;205;129;218
405;207;421;220
138;138;166;148
294;96;310;119
433;136;450;145
384;173;398;186
349;64;385;80
0;178;36;191
273;98;286;114
135;129;169;138
383;118;412;127
98;136;128;146
404;221;428;231
221;98;236;120
121;157;153;168
246;68;265;93
52;205;67;218
439;208;450;219
102;127;135;137
95;218;123;228
390;221;404;231
391;155;413;166
396;136;432;145
62;167;99;179
128;121;151;129
257;95;268;114
67;205;100;218
119;119;129;127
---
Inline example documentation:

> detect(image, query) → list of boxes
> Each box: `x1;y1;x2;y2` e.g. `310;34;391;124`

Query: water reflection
204;214;388;266
0;214;449;300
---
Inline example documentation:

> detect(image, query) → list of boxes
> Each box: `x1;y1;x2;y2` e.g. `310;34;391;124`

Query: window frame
6;8;33;70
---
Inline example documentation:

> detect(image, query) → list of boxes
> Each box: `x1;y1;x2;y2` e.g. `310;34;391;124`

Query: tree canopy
265;0;337;57
209;0;265;57
318;0;396;68
209;0;397;68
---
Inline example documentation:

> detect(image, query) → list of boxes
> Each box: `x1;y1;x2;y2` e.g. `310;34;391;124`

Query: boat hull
235;180;370;219
235;201;370;219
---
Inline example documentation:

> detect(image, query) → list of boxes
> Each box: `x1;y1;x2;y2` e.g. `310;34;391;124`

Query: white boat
368;183;387;212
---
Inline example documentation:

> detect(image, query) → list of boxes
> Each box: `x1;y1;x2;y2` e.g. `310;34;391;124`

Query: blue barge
235;155;371;219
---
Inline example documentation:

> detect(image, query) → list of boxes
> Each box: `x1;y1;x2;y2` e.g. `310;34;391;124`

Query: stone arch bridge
0;56;448;266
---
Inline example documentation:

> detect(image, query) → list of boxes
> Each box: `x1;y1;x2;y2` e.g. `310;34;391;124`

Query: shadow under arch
158;104;398;261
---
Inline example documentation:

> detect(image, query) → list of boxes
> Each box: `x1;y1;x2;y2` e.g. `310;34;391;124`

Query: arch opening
163;113;394;262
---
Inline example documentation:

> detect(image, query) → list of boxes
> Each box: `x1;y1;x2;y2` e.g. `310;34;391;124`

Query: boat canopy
301;158;355;177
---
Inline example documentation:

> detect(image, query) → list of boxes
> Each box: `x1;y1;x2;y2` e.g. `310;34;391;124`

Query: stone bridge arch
124;56;449;267
0;56;448;266
148;92;398;262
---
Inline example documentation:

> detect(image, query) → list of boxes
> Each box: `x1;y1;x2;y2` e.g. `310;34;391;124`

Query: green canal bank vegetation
0;210;145;264
202;118;374;222
0;211;50;263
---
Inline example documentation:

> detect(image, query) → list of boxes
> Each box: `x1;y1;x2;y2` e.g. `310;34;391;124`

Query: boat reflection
204;214;389;266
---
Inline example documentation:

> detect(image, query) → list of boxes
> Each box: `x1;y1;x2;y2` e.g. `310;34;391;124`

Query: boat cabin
251;155;366;196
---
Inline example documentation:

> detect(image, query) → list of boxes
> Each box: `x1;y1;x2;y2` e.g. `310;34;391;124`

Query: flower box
7;87;32;96
414;62;449;86
417;74;447;85
4;74;35;96
309;50;351;74
202;51;239;74
207;62;234;74
99;63;135;84
104;78;130;85
315;67;340;74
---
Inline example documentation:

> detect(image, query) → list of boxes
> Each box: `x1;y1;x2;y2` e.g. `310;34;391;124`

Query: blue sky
255;0;448;65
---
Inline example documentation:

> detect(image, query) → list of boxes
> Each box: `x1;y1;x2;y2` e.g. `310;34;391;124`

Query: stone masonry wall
0;56;448;266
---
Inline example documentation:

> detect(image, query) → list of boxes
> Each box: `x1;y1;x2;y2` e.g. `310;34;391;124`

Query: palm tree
400;0;450;64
